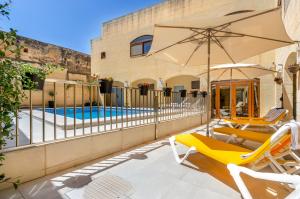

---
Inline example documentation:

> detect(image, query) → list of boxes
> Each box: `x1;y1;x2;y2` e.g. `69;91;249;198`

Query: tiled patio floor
0;125;291;199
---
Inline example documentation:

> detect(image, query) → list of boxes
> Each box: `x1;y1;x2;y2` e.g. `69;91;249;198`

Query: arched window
130;35;153;57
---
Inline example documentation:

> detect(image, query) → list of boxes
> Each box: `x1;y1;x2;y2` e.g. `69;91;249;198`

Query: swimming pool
44;107;151;119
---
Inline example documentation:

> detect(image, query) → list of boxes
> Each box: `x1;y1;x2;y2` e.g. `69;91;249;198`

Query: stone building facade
10;36;92;107
91;0;283;116
274;0;300;119
17;36;91;75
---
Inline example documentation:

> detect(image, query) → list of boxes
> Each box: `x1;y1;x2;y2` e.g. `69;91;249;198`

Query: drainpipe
287;63;300;120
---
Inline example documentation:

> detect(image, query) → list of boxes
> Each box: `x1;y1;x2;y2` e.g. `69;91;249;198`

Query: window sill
130;54;147;58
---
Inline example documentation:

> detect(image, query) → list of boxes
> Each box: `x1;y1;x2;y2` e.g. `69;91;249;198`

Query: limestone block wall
4;35;93;107
21;70;95;107
91;0;277;85
17;36;91;75
274;0;300;119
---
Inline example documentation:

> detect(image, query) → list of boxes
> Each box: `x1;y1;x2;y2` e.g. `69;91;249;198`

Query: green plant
0;0;22;188
88;79;98;85
101;77;113;82
21;63;62;90
47;91;55;108
48;90;55;100
274;77;283;85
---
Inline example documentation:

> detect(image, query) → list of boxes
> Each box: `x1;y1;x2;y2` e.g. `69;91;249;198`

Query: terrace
0;124;291;199
2;1;300;199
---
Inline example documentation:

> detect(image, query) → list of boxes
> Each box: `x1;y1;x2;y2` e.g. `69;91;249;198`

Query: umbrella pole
206;30;211;136
230;68;232;119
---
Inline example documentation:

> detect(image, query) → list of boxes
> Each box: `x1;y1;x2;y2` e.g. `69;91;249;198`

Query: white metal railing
6;79;207;149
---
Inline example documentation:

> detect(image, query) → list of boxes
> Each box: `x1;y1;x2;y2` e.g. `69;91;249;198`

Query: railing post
154;91;159;124
116;87;118;129
110;92;112;130
29;89;33;144
97;85;100;132
89;85;93;134
126;87;129;127
64;83;67;138
42;85;45;142
120;87;124;129
82;84;85;135
53;82;57;140
74;84;76;136
15;110;19;147
104;93;107;131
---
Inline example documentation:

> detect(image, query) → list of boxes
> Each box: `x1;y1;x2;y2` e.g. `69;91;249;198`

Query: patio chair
212;126;300;174
229;107;282;121
169;122;296;170
227;164;300;199
224;108;288;130
211;127;271;143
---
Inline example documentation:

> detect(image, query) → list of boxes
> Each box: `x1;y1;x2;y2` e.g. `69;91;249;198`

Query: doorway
112;87;123;107
211;79;260;118
174;85;185;103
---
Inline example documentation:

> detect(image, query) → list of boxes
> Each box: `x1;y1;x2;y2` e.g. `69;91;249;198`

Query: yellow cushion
225;110;286;125
175;133;252;165
213;127;271;143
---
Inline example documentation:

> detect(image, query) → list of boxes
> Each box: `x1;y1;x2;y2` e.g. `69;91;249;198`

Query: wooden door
211;80;260;118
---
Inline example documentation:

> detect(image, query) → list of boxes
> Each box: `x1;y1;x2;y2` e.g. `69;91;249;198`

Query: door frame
211;79;260;118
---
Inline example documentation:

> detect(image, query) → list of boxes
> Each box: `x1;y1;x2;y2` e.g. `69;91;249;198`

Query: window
101;52;106;59
191;80;200;89
130;35;153;57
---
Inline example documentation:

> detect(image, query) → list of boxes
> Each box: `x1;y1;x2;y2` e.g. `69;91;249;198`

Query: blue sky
1;0;162;54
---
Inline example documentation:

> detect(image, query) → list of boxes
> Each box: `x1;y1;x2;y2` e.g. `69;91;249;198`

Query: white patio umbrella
198;64;277;81
198;63;277;118
148;7;295;135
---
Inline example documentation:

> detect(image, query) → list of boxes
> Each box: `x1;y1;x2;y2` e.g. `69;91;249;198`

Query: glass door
253;82;260;117
211;79;260;118
219;86;231;118
211;86;216;118
234;84;249;117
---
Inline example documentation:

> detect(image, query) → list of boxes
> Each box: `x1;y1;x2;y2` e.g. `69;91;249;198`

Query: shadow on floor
183;153;291;199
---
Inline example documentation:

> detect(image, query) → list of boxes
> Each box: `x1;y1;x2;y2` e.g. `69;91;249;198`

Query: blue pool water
44;107;151;119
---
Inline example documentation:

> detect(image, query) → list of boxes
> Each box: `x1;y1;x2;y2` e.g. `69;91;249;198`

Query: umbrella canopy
198;64;277;81
148;8;294;66
198;63;277;119
148;6;295;135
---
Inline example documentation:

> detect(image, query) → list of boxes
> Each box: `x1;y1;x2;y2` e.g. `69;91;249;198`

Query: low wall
0;114;204;190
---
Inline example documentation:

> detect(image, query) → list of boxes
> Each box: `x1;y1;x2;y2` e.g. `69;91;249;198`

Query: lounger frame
225;109;289;131
169;136;196;164
169;135;273;169
170;123;300;173
227;164;300;199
